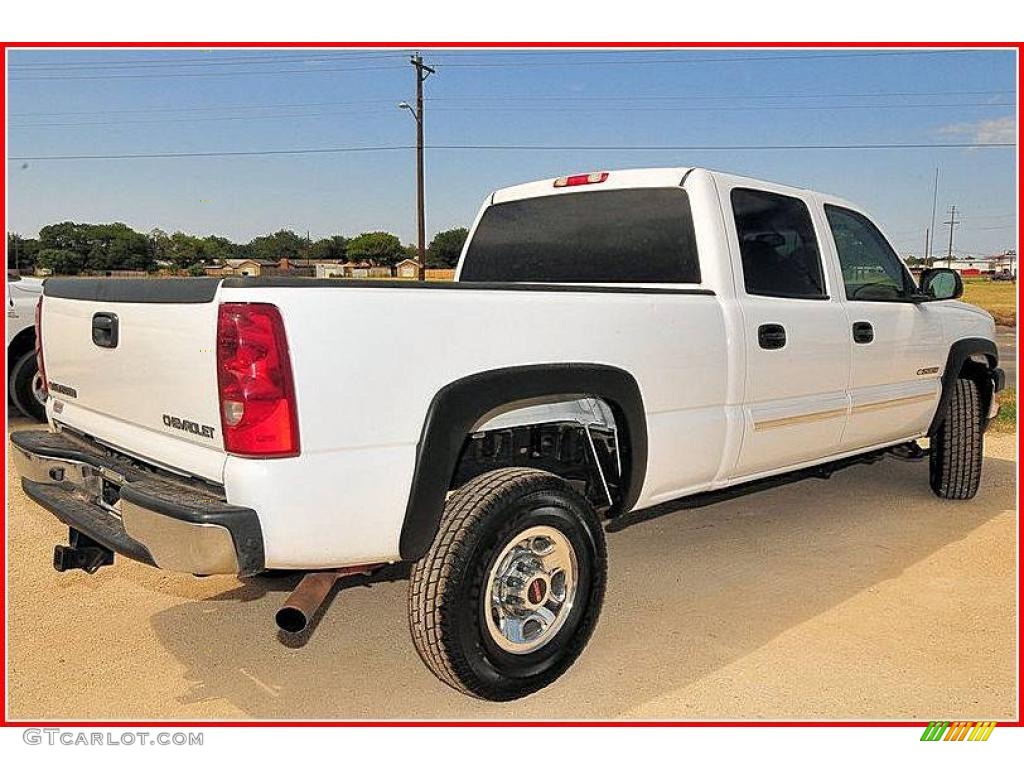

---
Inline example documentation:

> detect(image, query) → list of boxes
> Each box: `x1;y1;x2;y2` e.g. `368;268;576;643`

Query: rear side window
460;188;701;283
731;188;827;300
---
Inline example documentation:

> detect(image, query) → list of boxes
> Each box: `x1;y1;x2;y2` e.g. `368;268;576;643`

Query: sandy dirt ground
5;417;1017;721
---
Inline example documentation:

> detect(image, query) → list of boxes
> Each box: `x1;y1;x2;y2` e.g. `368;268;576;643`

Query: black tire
9;350;46;422
929;377;983;500
408;468;606;701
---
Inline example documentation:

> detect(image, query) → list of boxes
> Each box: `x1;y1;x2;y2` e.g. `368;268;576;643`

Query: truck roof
491;166;850;208
492;167;692;203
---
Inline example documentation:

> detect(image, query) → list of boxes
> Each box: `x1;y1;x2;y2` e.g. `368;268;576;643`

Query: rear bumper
10;429;264;576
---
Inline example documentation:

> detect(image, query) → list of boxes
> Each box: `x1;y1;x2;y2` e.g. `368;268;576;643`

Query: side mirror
918;268;963;301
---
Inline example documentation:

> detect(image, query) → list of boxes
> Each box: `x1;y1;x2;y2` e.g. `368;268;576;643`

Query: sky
5;47;1018;258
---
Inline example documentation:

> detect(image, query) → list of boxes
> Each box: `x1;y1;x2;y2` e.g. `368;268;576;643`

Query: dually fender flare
398;363;648;561
927;337;999;435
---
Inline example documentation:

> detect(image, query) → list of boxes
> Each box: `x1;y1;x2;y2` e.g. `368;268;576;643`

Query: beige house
204;259;271;277
396;258;422;279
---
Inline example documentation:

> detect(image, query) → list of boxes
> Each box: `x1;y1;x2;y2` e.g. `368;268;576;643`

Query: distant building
315;262;349;279
395;258;422;279
204;259;276;277
313;261;378;278
933;251;1016;277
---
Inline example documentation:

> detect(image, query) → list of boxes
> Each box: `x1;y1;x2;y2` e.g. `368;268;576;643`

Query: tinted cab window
461;188;701;283
731;188;827;300
825;205;915;302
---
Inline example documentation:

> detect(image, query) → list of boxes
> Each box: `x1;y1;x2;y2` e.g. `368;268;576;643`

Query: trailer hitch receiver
53;528;115;574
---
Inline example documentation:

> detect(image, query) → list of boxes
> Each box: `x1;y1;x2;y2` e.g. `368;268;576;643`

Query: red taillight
216;303;300;458
34;297;48;397
553;171;609;188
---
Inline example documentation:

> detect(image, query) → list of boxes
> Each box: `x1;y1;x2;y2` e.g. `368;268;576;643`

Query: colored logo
920;721;996;741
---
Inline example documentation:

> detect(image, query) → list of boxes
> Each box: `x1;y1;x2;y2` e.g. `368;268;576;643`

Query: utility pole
924;227;930;265
943;204;960;268
400;53;435;281
928;167;939;262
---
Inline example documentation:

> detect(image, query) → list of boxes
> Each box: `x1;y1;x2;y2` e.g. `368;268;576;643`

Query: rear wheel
9;350;46;422
929;376;983;500
408;468;606;701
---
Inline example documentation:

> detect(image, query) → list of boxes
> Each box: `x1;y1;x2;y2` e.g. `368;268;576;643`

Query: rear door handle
852;321;874;344
758;323;787;350
92;312;119;348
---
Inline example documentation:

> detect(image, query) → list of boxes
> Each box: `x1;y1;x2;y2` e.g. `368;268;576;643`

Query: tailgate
40;278;226;482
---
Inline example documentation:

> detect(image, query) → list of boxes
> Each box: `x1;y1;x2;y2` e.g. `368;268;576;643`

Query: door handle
92;312;119;348
852;321;874;344
757;323;787;350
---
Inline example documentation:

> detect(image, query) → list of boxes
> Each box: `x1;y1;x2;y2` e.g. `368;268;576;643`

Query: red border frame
1;40;1020;728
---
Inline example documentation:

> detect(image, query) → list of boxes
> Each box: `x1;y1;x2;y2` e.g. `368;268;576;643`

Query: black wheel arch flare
928;337;999;435
399;363;648;561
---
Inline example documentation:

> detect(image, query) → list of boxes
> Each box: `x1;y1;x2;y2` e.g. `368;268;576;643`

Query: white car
10;167;1003;701
6;273;46;421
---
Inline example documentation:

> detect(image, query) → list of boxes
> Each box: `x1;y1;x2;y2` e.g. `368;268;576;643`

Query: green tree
309;235;349;261
346;231;406;267
7;233;40;271
248;229;307;262
426;227;469;268
36;248;85;275
201;235;238;262
148;228;171;264
38;222;152;272
39;221;91;255
167;232;205;270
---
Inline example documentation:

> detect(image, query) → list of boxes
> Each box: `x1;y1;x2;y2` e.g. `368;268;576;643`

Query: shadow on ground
147;453;1016;719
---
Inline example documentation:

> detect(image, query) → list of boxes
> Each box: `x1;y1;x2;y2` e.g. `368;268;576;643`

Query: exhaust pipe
275;565;381;634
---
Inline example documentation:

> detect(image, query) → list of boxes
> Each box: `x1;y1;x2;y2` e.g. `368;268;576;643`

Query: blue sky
6;48;1018;257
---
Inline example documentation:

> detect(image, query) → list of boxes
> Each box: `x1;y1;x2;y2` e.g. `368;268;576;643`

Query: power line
426;102;1015;113
8;48;981;71
8;51;412;70
9;63;408;81
6;48;708;70
9;141;1015;162
8;48;997;81
11;98;400;117
431;49;992;68
10;108;392;128
9;100;1015;129
427;88;1016;102
12;89;1014;119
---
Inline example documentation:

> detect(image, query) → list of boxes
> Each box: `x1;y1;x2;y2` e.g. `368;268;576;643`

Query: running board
607;449;888;532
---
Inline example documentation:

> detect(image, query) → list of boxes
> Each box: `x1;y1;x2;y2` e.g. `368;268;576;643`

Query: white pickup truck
10;167;1004;701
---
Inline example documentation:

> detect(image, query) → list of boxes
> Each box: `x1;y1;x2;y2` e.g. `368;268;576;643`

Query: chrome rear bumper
10;430;264;576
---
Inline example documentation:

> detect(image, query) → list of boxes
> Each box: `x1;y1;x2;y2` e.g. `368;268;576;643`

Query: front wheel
408;468;607;701
929;377;983;499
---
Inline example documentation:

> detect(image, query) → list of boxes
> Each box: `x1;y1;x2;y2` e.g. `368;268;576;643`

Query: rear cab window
460;188;701;284
730;187;828;300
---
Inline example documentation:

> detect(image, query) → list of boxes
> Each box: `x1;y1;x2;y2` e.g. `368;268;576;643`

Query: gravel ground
5;417;1017;721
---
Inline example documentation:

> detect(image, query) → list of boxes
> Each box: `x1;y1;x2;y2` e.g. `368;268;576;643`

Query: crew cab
10;167;1003;701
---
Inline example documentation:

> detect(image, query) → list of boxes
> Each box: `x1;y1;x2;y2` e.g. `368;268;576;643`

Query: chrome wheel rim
484;524;578;655
31;371;47;406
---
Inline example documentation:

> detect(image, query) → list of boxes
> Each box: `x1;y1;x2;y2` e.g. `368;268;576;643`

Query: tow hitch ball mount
53;528;115;574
